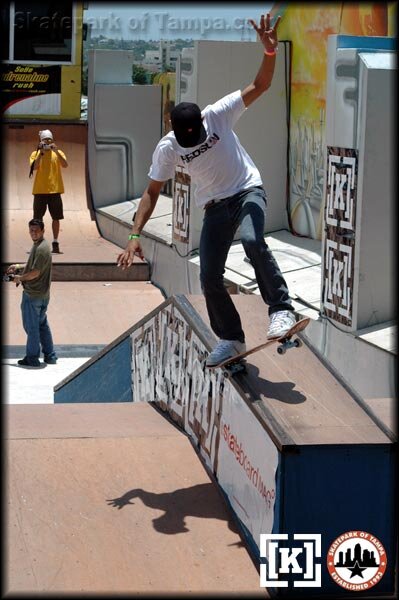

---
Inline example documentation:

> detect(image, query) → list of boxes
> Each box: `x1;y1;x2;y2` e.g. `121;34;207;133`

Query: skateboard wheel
277;346;286;355
294;338;302;348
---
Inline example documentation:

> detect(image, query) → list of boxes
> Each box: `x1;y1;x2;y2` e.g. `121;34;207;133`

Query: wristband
264;49;277;56
128;234;140;240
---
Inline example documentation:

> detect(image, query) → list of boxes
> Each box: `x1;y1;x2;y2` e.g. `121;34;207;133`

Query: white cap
39;129;53;141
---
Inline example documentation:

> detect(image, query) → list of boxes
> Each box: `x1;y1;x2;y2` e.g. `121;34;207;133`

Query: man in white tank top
118;12;296;366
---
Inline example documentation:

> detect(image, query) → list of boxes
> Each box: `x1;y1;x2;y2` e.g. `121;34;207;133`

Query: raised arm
241;12;281;108
50;143;68;167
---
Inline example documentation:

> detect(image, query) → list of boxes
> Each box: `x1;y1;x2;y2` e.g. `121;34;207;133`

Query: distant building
143;40;179;70
141;63;162;76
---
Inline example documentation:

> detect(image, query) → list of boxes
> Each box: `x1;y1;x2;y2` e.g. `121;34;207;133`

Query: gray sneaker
206;339;246;367
267;310;296;339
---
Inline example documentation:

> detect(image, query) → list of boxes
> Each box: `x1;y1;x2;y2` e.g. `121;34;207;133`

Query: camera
3;272;20;286
42;144;51;150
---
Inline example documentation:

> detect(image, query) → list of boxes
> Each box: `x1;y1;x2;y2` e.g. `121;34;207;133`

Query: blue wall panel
337;35;396;51
277;444;396;596
54;337;132;404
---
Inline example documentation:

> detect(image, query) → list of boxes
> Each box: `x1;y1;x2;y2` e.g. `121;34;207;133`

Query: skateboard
207;317;310;376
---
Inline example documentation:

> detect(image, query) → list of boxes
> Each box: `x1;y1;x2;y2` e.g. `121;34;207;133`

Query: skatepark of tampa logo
259;531;387;590
327;531;387;591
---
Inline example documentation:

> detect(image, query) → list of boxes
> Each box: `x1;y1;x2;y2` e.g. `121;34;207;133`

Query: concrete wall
275;5;396;239
322;36;395;331
354;52;395;328
87;50;162;209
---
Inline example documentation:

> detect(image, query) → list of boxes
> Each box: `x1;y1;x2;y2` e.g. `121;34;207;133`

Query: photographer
29;129;68;254
6;219;57;368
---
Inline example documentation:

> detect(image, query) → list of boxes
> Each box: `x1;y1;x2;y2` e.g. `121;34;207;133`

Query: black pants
200;186;293;342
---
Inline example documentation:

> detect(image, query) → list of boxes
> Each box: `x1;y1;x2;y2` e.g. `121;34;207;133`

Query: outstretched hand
117;239;145;270
106;497;134;509
249;12;281;53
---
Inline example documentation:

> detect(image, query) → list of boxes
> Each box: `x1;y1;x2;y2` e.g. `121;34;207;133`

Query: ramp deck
186;295;392;447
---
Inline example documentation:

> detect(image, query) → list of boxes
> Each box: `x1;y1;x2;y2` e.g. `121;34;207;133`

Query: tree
82;67;88;96
132;64;148;85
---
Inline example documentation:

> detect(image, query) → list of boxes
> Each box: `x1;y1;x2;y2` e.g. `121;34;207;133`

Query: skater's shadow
239;364;306;405
107;482;242;542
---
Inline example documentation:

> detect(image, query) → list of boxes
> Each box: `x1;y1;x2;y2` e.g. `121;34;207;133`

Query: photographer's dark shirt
22;238;52;299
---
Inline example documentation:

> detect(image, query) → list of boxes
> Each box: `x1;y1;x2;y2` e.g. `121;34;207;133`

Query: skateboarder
117;12;296;366
29;129;68;254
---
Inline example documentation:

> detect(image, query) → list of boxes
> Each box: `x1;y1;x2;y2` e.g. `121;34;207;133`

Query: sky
84;3;274;41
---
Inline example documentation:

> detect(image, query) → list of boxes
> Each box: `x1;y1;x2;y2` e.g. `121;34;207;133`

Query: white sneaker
267;310;296;339
206;339;246;367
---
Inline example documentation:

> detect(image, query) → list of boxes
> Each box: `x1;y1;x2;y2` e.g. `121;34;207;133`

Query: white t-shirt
148;90;263;208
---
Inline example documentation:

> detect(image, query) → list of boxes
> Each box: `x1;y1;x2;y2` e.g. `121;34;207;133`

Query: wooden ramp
5;402;263;595
188;295;393;447
51;294;396;598
4;281;164;348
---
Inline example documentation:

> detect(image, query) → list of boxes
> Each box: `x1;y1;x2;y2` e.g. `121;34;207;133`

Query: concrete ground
6;402;264;595
3;358;89;404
